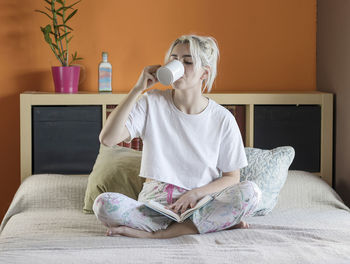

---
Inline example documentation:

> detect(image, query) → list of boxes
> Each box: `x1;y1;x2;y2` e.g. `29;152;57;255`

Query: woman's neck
172;89;209;115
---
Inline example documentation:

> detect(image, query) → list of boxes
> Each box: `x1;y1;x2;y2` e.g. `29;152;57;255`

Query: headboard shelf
20;91;333;187
21;90;329;104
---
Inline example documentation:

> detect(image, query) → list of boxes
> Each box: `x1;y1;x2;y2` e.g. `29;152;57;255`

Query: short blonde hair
164;34;220;93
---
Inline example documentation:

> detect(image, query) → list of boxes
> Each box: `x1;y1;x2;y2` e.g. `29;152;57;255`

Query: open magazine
143;194;214;223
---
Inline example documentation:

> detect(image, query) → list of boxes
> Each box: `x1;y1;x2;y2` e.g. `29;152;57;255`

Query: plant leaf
43;24;52;34
52;43;59;49
34;9;53;20
64;9;77;23
57;0;81;13
45;6;53;13
69;51;83;65
56;24;73;31
41;25;54;45
58;32;71;41
66;0;82;9
43;31;52;45
57;6;70;12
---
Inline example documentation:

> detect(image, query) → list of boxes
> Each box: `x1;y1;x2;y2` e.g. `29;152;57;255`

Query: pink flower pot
51;66;80;93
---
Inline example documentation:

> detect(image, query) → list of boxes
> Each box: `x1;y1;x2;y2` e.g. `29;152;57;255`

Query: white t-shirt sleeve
124;93;148;143
217;114;248;173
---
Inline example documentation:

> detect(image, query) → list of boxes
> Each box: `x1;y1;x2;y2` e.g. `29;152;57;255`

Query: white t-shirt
125;89;248;190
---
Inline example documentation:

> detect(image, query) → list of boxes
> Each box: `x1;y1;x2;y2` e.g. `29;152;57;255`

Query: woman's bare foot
104;221;248;238
101;222;122;236
227;221;249;230
102;222;110;228
106;226;154;239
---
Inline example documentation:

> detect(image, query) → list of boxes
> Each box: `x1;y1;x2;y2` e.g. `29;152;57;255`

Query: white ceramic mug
156;60;185;86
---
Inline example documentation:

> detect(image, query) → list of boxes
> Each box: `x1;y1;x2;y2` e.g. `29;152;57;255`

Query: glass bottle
98;52;112;92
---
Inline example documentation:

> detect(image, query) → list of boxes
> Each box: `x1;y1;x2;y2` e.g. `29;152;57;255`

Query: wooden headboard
20;91;333;186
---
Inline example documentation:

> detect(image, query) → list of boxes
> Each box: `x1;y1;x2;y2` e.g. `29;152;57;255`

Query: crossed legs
93;181;260;239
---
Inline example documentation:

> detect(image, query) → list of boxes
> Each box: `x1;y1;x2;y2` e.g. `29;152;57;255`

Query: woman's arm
166;170;240;214
99;65;161;146
193;170;240;200
99;88;142;146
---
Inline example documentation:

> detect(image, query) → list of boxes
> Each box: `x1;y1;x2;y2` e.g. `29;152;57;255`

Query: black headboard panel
254;105;321;172
32;106;102;175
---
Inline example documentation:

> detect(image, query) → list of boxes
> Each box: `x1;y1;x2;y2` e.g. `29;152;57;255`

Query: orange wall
0;0;316;220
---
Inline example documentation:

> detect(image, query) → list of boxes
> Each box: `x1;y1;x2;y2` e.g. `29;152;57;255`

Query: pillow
83;144;145;214
240;146;295;216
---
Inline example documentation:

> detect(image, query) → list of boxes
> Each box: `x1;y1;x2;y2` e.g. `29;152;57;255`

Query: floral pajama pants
93;180;261;234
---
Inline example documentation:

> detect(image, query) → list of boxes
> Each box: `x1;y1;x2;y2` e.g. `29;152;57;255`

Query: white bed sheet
1;170;350;264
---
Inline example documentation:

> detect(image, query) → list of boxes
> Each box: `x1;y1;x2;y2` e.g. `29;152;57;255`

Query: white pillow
240;146;295;216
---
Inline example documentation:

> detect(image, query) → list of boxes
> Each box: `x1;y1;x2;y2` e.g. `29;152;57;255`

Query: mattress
1;170;350;264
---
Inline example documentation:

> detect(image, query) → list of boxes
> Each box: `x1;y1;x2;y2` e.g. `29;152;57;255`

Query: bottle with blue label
98;52;112;92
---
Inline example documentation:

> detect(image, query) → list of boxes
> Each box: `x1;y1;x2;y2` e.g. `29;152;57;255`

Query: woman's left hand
166;190;200;214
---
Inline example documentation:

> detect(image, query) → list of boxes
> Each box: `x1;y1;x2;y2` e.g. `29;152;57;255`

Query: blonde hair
164;34;220;93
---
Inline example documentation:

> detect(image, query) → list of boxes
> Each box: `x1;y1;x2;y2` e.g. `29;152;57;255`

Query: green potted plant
35;0;83;93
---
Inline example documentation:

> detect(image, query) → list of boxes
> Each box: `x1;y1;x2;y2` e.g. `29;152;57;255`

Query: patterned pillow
240;146;295;216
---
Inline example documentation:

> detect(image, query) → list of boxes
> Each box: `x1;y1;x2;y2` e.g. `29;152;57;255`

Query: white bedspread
1;171;350;264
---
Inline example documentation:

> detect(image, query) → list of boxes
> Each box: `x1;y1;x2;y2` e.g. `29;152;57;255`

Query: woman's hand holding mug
133;60;185;93
133;65;161;92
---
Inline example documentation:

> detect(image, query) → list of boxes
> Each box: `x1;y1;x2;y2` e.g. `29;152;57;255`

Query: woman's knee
238;181;262;215
92;192;126;217
241;181;261;201
220;181;261;212
223;181;261;200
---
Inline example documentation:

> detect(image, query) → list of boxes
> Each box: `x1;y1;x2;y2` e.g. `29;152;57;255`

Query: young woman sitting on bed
94;34;262;239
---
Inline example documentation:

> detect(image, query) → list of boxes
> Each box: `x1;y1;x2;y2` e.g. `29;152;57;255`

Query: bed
1;170;350;263
1;91;349;263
